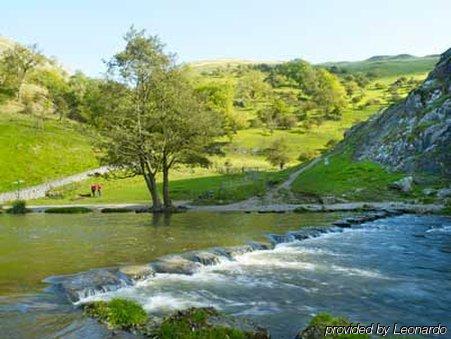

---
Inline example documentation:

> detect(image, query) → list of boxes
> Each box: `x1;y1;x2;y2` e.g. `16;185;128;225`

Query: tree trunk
162;166;172;208
143;172;162;211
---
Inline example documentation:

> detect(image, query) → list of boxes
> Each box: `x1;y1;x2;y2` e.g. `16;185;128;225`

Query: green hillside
0;112;98;193
321;55;439;77
0;37;438;202
30;71;429;206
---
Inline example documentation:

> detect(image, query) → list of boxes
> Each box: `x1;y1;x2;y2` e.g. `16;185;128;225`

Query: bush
6;200;29;214
84;298;147;330
101;208;134;213
298;151;317;163
44;206;92;214
157;307;248;339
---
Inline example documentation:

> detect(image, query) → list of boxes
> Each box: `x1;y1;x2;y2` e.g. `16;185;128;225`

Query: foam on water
70;214;451;338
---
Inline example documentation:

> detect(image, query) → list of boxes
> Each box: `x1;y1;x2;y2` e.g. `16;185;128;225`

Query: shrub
157;307;248;339
6;200;29;214
101;208;134;213
84;298;147;330
298;151;317;163
44;206;92;214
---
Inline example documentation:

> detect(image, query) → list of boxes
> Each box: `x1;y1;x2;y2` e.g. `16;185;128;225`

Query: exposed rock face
343;48;451;178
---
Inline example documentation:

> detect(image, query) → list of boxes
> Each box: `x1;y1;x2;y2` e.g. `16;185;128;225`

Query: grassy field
291;151;407;201
30;166;295;205
0;112;98;193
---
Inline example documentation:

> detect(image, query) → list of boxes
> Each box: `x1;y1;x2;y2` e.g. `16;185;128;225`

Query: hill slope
292;48;450;203
344;48;450;176
321;55;439;77
0;113;98;193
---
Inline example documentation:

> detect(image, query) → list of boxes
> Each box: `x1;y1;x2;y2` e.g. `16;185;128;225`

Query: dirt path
184;156;324;211
0;167;110;204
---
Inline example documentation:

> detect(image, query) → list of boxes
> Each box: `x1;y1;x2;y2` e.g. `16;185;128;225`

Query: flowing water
0;212;450;338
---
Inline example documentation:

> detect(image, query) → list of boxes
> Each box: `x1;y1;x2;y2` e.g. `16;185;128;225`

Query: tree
30;68;71;120
100;28;220;210
313;69;347;119
0;43;44;98
265;138;291;169
258;98;297;132
149;67;221;208
236;69;270;104
195;80;244;134
273;59;347;121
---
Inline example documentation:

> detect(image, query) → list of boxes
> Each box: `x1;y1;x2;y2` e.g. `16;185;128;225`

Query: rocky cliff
343;48;450;179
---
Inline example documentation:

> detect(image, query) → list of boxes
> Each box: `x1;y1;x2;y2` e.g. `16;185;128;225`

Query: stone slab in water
151;256;203;275
182;250;224;266
46;268;133;303
118;264;155;281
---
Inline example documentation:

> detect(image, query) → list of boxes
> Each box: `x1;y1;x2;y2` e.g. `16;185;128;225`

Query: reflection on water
0;211;344;294
0;213;450;338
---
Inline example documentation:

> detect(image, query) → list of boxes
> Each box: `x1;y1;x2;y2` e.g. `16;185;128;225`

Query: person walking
90;184;97;197
96;183;102;197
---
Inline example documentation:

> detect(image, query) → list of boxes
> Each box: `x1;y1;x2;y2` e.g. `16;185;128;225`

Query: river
0;212;450;338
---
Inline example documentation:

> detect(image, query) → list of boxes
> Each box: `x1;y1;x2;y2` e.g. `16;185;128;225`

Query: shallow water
0;211;344;295
1;213;450;338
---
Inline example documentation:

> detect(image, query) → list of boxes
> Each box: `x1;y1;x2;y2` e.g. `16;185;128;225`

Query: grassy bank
30;166;295;205
291;152;408;201
0;112;98;193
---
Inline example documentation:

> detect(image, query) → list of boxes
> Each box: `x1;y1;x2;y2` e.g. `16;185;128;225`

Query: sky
1;0;450;76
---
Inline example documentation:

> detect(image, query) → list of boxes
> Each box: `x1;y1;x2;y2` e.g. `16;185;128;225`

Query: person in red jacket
96;183;103;197
90;184;97;197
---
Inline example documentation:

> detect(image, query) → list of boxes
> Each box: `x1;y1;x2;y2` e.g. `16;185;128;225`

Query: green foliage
298;151;316;163
44;206;92;214
6;200;29;214
31;167;293;206
258;98;297;131
99;27;222;208
236;69;271;104
304;312;369;339
268;59;348;120
0;43;44;97
291;152;407;201
100;208;134;213
264;138;291;169
156;308;247;339
196;79;246;132
29;68;70;120
321;55;438;78
309;312;350;327
84;298;147;329
0;113;98;193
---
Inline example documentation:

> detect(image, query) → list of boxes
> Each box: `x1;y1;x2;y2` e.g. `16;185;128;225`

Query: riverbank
6;200;445;214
